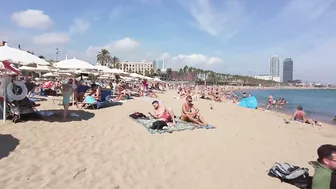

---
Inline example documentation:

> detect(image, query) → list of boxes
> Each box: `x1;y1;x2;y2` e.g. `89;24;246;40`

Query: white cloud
69;18;90;34
11;9;53;30
159;52;170;60
33;32;70;45
178;0;248;38
87;37;140;53
172;54;222;65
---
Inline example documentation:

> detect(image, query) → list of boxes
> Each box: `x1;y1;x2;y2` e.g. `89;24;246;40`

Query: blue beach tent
238;96;258;109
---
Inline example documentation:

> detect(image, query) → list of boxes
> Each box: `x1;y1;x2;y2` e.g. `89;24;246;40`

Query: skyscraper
269;55;280;77
154;60;164;70
283;58;294;82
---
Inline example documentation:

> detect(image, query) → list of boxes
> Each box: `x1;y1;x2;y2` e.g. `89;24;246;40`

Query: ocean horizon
240;89;336;124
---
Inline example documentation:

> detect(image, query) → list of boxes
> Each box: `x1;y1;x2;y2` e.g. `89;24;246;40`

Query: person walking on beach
266;95;273;109
312;144;336;189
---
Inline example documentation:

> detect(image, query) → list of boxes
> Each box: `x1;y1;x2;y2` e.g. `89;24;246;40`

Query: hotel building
120;60;154;74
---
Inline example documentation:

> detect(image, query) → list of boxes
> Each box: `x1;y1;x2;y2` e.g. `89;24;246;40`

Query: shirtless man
291;105;316;125
149;101;176;126
181;95;207;126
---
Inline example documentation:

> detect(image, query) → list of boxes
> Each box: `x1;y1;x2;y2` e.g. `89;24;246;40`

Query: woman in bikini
181;96;207;126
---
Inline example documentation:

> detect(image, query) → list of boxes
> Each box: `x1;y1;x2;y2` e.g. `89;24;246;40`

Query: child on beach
62;83;73;120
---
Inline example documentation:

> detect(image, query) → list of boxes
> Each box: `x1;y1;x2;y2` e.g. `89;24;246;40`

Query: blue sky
0;0;336;83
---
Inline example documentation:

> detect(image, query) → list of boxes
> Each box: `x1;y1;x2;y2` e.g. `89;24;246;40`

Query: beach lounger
82;95;113;109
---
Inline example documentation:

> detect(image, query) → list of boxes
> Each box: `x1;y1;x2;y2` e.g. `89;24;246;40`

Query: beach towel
131;117;215;134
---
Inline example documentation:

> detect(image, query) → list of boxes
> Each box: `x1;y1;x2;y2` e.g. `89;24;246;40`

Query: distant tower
270;55;280;77
283;58;294;82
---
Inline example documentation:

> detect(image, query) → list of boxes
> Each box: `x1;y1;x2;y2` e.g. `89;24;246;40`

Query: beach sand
0;90;335;189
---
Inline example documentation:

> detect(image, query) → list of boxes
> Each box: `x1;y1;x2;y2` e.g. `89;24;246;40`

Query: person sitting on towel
149;100;176;126
181;95;207;126
312;144;336;189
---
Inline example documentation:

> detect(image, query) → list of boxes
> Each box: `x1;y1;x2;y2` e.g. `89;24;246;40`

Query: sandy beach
0;90;335;189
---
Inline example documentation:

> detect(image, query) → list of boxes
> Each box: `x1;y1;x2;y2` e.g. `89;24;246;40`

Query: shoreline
227;88;336;125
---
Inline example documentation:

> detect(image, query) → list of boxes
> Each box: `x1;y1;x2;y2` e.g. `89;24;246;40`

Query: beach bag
129;112;147;119
150;120;167;130
268;162;312;189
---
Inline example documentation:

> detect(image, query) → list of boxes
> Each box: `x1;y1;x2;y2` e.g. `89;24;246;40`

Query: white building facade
269;55;280;77
120;60;154;74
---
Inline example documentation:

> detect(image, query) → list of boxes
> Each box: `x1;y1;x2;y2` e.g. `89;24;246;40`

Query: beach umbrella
0;45;49;66
110;68;128;75
95;65;114;74
19;65;50;72
55;58;96;71
130;73;146;79
42;72;58;77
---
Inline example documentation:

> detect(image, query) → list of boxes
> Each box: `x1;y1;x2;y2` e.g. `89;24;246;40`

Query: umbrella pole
3;72;7;122
72;74;75;106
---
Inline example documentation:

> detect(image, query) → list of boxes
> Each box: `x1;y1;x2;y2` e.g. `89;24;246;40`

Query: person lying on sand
149;100;176;126
181;95;207;126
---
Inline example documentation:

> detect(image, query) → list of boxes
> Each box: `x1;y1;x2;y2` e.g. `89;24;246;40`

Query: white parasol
0;45;49;66
55;58;96;71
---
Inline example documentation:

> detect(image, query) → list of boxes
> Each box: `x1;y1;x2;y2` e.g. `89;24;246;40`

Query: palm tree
178;68;184;81
112;56;120;68
97;49;112;67
150;68;155;76
156;68;161;75
144;70;150;76
166;68;172;80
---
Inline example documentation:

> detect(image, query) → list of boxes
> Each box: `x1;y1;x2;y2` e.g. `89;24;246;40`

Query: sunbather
181;95;207;126
149;100;176;126
290;106;321;126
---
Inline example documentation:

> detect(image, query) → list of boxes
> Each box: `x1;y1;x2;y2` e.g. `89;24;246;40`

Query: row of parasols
0;44;161;81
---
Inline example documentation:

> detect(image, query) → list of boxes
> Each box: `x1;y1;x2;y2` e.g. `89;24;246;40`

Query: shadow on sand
39;109;95;123
0;134;20;160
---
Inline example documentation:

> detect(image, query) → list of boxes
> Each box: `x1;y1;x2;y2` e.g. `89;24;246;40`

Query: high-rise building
154;60;164;70
283;58;293;82
269;55;280;77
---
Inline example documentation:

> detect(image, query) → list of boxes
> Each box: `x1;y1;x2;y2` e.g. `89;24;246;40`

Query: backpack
268;162;312;189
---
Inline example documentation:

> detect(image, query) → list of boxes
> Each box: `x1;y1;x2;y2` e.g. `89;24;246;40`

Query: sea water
242;89;336;124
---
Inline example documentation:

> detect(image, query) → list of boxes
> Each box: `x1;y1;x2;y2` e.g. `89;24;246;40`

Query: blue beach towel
238;96;258;109
84;96;96;104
